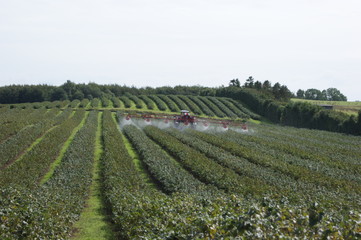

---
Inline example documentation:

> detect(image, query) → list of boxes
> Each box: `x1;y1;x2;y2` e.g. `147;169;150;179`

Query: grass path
72;112;115;240
114;113;160;189
40;112;89;184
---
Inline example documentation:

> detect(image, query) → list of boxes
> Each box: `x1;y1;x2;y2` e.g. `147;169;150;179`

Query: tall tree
229;78;240;87
296;89;305;98
262;80;272;91
244;76;254;88
254;81;262;90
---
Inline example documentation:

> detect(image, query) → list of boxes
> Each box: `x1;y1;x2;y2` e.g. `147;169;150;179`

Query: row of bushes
216;87;361;135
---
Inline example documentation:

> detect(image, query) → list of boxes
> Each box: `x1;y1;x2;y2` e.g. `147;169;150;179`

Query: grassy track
119;127;160;189
291;98;361;115
40;112;89;184
72;112;115;240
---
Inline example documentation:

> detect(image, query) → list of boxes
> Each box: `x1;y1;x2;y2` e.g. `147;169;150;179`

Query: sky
0;0;360;100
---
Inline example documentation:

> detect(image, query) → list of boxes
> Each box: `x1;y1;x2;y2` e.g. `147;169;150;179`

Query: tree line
0;81;214;104
296;88;347;101
0;79;360;135
229;76;293;101
216;85;360;136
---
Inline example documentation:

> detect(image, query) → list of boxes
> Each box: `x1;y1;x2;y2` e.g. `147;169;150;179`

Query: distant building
318;104;333;110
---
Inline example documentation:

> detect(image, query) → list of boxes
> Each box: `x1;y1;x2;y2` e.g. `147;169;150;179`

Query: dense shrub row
144;126;254;195
0;110;86;187
0;109;60;168
1;94;256;121
168;95;189;111
0;109;52;142
198;96;226;117
148;95;168;111
164;128;273;195
119;96;132;108
127;94;144;109
0;111;98;239
123;125;214;195
178;95;203;115
139;95;156;110
188;96;216;116
78;98;89;108
206;97;238;118
217;87;361;135
190;129;361;207
158;95;179;112
111;96;123;108
91;98;100;108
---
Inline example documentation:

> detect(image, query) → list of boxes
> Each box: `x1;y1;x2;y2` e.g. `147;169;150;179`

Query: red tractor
174;110;196;128
123;109;248;131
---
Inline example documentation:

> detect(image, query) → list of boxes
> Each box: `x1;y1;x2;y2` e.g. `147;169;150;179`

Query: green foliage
0;111;98;239
0;110;86;187
206;97;238;118
188;96;216;116
168;95;189;111
1;109;361;239
199;96;226;118
298;88;347;101
123;125;213;195
126;93;144;109
148;95;168;111
119;96;132;108
111;96;123;108
178;95;203;115
91;98;100;108
0;109;59;168
139;95;156;110
158;95;180;112
144;126;249;194
101;96;110;107
78;98;90;108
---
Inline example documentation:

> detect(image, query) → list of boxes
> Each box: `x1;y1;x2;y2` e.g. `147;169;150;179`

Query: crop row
158;95;179;112
207;97;238;118
127;94;144;109
218;97;249;118
119;95;132;108
148;95;168;111
0;111;99;239
139;95;156;110
220;130;361;194
0;110;86;187
165;128;352;203
144;126;261;195
123;124;215;195
0;109;56;143
0;109;62;168
188;95;215;116
178;95;203;115
168;95;189;111
190;130;361;207
198;96;227;117
163;128;275;194
254;123;361;167
113;124;361;238
225;130;361;183
1;94;257;120
100;111;167;238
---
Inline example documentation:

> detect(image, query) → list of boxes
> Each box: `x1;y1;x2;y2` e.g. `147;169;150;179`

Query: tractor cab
174;110;196;127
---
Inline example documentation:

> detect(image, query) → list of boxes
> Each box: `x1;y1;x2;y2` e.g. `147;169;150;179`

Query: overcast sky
0;0;360;100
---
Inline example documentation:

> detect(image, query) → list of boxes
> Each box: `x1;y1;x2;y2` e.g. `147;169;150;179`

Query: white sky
0;0;360;100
